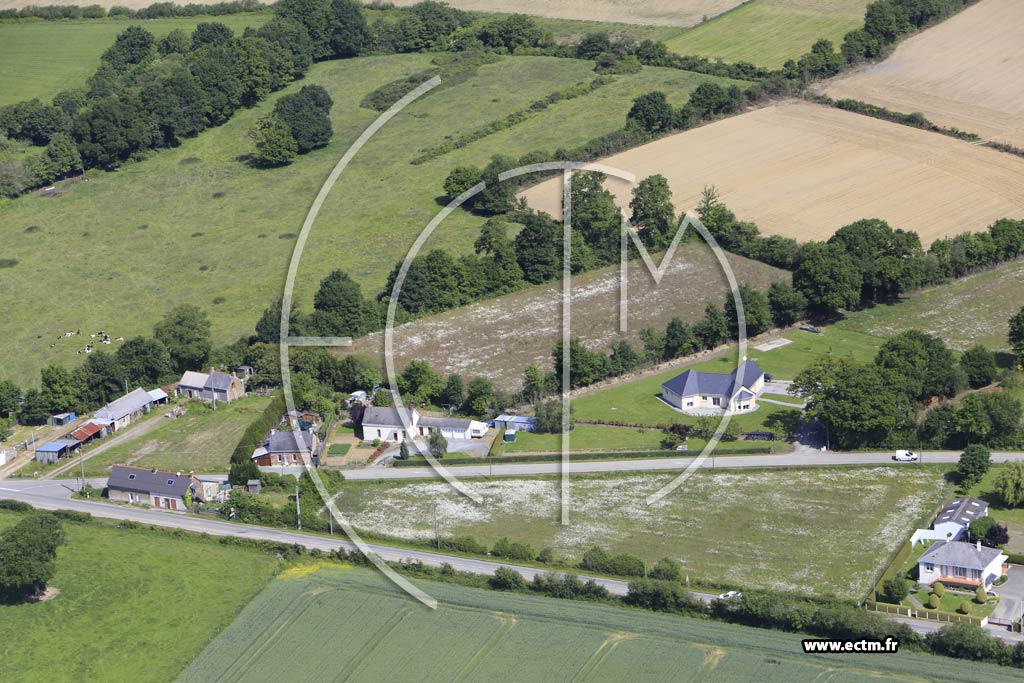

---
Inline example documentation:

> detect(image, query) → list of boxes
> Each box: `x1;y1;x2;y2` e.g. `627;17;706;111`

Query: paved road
342;451;1024;480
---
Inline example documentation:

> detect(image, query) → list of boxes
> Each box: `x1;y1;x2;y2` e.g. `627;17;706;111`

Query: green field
181;565;1017;683
665;0;869;69
0;52;739;387
836;259;1024;354
62;395;272;478
571;327;883;427
0;15;270;107
503;424;777;453
0;510;279;683
335;466;947;595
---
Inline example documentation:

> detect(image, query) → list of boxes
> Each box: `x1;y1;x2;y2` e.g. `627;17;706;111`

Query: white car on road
893;450;919;462
717;591;742;600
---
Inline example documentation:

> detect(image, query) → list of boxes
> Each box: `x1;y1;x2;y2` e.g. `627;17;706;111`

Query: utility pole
79;448;86;495
433;502;439;550
295;484;301;530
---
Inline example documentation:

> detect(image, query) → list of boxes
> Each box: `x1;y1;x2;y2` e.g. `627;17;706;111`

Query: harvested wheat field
522;100;1024;246
825;0;1024;148
349;244;787;389
389;0;741;27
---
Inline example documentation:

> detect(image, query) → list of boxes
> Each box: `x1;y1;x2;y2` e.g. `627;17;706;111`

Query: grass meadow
0;510;279;683
665;0;869;69
0;51;739;387
180;564;1016;683
333;466;948;596
835;259;1024;354
58;394;272;478
0;14;270;106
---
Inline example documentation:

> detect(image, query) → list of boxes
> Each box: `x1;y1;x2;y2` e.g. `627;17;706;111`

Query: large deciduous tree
153;304;212;374
793;241;861;315
0;513;66;599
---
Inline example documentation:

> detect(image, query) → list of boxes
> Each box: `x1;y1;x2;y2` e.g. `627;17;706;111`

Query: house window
712;397;721;407
952;566;967;578
128;474;136;480
686;401;693;407
701;396;707;401
377;429;382;438
924;564;934;572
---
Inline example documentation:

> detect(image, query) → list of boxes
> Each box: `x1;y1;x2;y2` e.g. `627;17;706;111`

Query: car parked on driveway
717;591;742;600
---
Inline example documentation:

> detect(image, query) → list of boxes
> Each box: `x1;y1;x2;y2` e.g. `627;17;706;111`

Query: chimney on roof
977;540;982;552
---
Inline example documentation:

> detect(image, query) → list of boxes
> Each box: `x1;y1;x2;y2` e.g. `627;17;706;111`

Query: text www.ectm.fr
802;638;900;654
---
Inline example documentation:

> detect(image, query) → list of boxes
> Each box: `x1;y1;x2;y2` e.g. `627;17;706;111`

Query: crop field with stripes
181;565;1022;683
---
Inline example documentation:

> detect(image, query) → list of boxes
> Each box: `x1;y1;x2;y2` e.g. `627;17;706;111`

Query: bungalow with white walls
917;540;1008;589
661;360;765;414
359;406;487;442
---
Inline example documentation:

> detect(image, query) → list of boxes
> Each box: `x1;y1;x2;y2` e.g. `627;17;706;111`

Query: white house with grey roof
178;369;245;404
917;540;1007;589
106;465;192;510
93;387;155;431
359;406;487;442
660;360;765;415
910;496;991;546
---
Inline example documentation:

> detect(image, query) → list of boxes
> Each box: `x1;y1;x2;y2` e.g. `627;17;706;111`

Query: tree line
793;328;1022;451
0;0;267;20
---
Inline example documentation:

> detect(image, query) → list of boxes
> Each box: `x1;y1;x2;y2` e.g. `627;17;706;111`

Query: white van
893;449;919;462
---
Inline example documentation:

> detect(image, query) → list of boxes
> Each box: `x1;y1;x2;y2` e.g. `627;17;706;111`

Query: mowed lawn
835;259;1024;354
0;511;279;683
181;565;1017;683
0;52;740;387
570;327;883;428
665;0;869;69
67;395;272;478
0;14;270;106
333;466;948;595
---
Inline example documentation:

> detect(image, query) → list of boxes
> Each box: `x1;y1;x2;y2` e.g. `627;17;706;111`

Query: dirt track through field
824;0;1024;148
388;0;741;27
521;100;1024;246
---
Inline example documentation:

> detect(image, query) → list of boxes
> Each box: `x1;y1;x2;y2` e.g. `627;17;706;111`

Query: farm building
359;406;487;442
493;415;538;433
69;421;107;445
660;360;764;415
106;465;192;510
93;387;155;432
918;540;1008;590
251;430;320;467
147;387;169;405
34;440;76;464
47;412;76;426
178;369;246;404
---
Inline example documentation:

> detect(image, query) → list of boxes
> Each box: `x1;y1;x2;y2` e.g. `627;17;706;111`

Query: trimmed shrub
976;585;987;604
958;600;972;615
933;582;945;597
928;593;941;609
489;566;526;590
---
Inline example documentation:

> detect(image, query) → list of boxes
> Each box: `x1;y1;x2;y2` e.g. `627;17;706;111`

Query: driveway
996;565;1024;600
